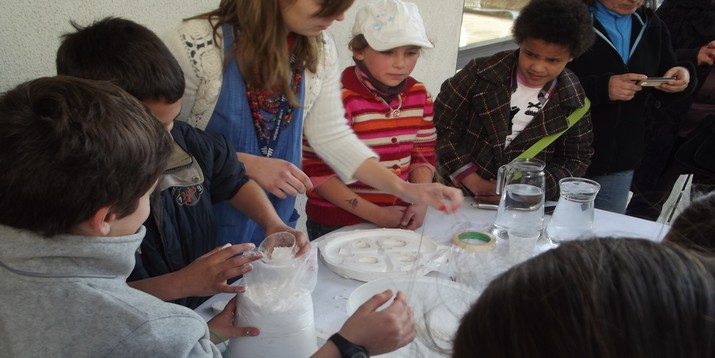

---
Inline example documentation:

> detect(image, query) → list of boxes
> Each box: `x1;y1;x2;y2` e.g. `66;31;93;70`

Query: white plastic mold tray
318;228;445;282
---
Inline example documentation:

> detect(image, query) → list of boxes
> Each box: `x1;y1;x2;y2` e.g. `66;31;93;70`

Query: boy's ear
86;206;116;236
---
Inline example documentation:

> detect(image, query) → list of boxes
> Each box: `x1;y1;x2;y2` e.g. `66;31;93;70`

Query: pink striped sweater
302;66;436;226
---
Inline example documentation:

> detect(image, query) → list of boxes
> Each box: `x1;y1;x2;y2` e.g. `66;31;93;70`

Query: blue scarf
593;1;633;64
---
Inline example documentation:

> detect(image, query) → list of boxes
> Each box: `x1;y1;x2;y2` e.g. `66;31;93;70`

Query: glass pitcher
493;158;546;240
545;177;600;243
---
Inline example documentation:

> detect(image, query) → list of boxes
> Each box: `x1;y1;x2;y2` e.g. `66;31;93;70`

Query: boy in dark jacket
56;17;309;309
434;0;595;204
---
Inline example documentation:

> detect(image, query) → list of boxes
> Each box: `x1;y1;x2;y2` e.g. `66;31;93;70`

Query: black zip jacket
567;7;696;176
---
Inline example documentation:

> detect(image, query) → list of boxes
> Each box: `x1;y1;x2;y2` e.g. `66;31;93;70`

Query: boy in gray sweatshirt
0;75;416;358
0;76;228;357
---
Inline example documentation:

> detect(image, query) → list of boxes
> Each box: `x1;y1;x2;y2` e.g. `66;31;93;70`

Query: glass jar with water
545;177;600;242
493;158;546;240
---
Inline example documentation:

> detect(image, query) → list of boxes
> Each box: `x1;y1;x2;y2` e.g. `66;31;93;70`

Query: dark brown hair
453;238;715;358
664;191;715;257
0;76;172;236
513;0;595;58
56;17;185;103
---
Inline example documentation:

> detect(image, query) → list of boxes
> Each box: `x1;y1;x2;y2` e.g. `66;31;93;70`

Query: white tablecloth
195;197;670;348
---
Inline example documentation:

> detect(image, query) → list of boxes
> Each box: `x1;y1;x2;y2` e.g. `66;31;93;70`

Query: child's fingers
356;289;394;313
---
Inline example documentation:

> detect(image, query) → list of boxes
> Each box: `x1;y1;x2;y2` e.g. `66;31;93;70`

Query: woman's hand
239;153;313;198
353;159;463;213
397;182;463;213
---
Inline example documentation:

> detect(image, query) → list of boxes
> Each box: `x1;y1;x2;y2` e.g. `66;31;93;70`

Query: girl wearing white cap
164;0;462;250
302;0;437;240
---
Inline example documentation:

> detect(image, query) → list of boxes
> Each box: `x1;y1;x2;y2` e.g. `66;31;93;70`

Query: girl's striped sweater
302;66;436;226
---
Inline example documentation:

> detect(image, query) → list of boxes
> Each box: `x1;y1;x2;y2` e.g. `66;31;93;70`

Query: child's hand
207;295;259;343
371;206;407;228
697;41;715;66
656;66;690;93
338;289;415;355
265;226;311;257
608;73;646;101
287;228;311;257
462;173;499;204
400;204;426;230
175;243;262;298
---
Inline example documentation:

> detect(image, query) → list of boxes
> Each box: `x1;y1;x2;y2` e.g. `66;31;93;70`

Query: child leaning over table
0;76;415;358
433;0;595;205
55;17;309;309
0;76;224;356
302;0;437;240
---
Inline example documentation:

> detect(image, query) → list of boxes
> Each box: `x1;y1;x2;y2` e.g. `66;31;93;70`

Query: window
457;0;525;70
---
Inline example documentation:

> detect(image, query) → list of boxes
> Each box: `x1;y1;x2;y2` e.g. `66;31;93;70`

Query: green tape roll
452;230;496;252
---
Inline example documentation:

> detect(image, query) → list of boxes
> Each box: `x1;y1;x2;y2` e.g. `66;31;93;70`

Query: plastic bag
230;233;319;358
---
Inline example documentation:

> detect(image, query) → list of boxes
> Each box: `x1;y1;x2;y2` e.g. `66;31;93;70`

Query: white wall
0;0;463;95
0;0;464;233
0;0;218;91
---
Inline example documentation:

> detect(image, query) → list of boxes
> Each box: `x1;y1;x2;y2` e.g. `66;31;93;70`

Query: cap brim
366;37;434;52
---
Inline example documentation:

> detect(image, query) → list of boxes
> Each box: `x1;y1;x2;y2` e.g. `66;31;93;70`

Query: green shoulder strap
515;97;591;160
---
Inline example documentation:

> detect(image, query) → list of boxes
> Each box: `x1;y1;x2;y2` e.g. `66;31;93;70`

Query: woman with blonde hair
165;0;462;247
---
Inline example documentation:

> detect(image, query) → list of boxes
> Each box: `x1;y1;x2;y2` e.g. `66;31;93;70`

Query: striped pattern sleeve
302;74;437;226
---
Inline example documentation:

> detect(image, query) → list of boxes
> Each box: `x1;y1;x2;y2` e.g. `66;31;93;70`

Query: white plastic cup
507;229;541;262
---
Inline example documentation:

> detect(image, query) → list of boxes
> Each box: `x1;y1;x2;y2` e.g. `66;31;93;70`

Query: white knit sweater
163;19;376;182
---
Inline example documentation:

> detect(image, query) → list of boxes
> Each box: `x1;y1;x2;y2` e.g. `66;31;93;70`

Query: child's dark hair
56;17;185;103
0;76;173;237
453;238;715;358
348;34;370;52
664;191;715;257
512;0;595;58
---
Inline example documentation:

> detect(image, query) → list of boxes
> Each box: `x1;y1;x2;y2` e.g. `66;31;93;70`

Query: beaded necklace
246;40;302;157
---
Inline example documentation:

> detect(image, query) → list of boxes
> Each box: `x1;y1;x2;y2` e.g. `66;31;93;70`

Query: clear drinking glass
545;177;600;243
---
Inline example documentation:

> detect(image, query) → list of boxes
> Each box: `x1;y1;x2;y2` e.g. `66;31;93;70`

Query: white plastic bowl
347;276;478;357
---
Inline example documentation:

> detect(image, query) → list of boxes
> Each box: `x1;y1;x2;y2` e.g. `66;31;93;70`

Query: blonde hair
191;0;354;105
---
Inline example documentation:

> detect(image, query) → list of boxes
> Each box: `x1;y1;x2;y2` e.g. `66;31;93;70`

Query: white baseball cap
351;0;434;52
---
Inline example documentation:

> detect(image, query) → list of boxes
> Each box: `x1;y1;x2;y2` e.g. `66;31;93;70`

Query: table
195;197;670;352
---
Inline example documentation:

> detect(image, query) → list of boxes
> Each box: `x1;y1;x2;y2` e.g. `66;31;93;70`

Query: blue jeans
589;170;634;214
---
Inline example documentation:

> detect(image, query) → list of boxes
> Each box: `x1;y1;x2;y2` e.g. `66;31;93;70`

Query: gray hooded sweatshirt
0;225;221;357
